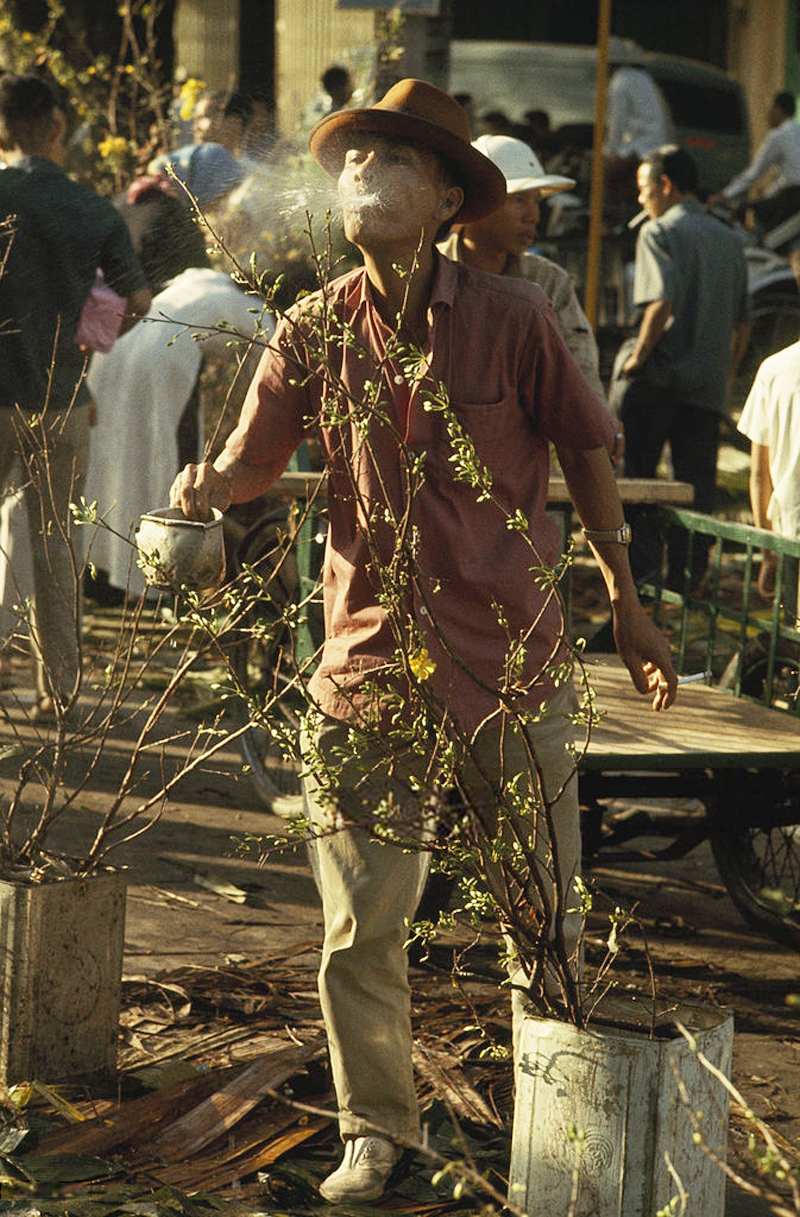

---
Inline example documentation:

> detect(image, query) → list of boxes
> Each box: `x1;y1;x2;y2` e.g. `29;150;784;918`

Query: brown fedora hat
309;78;506;224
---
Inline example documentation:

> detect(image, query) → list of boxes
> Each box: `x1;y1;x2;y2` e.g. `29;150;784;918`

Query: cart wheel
727;633;800;710
228;507;306;812
710;775;800;950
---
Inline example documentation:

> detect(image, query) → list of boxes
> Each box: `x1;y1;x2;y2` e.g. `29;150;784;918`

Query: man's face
463;187;541;259
768;101;784;129
637;164;669;219
193;96;223;143
337;134;460;252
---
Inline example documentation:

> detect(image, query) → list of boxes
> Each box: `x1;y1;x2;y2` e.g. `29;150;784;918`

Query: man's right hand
170;462;233;522
758;550;778;600
621;350;644;376
611;596;678;710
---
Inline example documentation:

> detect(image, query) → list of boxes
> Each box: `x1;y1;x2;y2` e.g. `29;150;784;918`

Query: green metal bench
643;505;800;710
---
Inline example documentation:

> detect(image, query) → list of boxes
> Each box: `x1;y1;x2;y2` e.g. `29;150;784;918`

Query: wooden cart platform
581;655;800;771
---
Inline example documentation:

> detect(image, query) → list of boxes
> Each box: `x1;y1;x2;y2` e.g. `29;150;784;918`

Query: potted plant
0;402;277;1088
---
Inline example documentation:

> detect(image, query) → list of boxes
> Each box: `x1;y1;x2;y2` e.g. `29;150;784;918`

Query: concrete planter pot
510;993;734;1217
0;869;126;1086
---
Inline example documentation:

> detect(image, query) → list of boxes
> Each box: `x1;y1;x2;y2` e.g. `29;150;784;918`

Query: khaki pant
302;681;581;1143
0;406;89;701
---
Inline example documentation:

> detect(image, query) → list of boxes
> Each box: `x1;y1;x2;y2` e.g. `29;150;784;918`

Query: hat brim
310;107;506;224
507;174;576;197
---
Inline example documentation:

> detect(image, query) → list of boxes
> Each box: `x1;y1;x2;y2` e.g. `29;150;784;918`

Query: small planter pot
510;993;734;1217
136;507;225;592
0;869;126;1085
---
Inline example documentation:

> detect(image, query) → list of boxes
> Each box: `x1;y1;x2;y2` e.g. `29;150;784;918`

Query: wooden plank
579;656;800;769
268;472;695;507
149;1116;330;1192
151;1035;326;1160
36;1070;228;1157
550;477;694;505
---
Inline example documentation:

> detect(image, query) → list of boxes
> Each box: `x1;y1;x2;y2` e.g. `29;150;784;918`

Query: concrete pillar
728;0;788;149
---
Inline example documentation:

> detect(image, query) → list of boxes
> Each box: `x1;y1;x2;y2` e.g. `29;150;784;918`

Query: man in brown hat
171;79;676;1204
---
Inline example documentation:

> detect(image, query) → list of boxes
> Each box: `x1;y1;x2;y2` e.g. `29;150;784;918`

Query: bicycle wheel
710;780;800;950
233;630;306;813
720;633;800;711
229;507;306;813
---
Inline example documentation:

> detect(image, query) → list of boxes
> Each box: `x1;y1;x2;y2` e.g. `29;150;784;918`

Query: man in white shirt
605;37;670;210
738;336;800;609
708;91;800;230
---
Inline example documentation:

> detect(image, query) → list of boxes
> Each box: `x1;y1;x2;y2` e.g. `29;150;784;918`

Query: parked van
448;41;750;195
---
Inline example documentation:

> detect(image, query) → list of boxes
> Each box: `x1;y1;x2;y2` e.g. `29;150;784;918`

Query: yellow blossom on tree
409;647;436;681
179;77;206;121
98;136;128;161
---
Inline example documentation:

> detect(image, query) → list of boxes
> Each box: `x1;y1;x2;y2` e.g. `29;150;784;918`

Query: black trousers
620;381;720;589
751;184;800;235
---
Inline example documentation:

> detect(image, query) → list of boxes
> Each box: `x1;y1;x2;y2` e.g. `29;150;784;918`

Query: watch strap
582;523;632;544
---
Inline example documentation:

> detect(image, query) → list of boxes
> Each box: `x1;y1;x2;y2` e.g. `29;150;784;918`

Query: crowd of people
2;46;800;1208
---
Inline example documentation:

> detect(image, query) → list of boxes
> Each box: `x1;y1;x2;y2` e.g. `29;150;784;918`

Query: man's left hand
610;426;625;466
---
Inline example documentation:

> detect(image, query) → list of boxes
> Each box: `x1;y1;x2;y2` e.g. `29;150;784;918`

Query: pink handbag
75;274;127;353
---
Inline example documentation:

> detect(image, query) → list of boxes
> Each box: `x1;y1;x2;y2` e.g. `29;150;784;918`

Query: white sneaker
319;1134;400;1203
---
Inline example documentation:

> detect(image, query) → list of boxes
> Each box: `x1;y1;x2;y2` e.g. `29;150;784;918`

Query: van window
450;42;596;129
652;77;746;136
449;40;750;193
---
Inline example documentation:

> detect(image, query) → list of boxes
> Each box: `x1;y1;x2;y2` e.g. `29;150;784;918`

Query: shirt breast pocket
448;395;534;471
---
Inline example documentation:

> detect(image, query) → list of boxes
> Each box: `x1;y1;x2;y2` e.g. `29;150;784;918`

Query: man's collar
428;249;457;313
5;153;62;173
657;194;700;219
356;249;457;320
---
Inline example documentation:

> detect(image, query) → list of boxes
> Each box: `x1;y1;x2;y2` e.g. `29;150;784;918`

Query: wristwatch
582;523;632;544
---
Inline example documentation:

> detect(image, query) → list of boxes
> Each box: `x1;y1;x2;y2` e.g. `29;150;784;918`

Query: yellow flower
179;77;206;120
98;136;128;161
409;647;436;682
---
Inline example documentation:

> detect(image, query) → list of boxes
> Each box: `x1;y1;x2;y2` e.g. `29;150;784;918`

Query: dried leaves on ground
0;943;514;1215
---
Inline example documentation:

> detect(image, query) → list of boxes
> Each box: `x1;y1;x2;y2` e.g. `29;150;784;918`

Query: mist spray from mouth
213;157;370;308
338;179;388;216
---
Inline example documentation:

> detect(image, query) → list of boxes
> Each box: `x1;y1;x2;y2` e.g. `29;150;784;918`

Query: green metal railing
642;507;800;712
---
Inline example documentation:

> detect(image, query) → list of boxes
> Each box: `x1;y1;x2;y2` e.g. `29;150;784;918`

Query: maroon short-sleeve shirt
227;255;614;733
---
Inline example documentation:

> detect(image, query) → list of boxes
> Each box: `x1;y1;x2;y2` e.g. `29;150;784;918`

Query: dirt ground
0;588;799;1215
